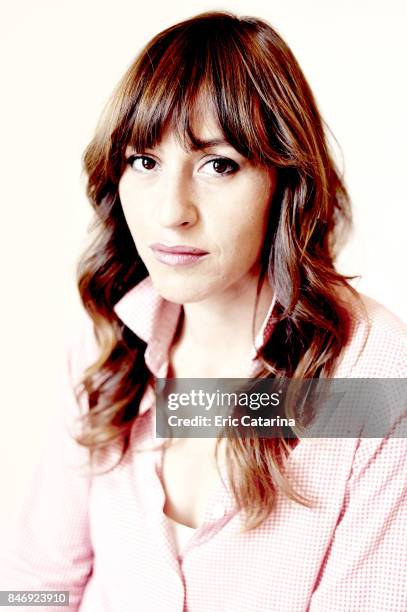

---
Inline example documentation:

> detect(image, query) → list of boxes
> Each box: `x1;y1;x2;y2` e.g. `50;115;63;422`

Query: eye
126;155;158;172
202;157;239;177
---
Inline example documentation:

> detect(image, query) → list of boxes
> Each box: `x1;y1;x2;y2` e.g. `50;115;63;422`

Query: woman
1;10;406;612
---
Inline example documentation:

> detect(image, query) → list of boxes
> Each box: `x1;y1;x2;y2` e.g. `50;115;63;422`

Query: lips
149;243;208;255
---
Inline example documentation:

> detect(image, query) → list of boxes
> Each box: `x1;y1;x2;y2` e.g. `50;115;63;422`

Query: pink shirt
1;276;407;611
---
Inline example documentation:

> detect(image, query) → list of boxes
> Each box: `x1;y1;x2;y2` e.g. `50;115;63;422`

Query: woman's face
118;105;276;304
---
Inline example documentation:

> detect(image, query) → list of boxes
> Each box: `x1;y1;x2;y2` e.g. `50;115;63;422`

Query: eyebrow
188;138;234;151
126;138;236;155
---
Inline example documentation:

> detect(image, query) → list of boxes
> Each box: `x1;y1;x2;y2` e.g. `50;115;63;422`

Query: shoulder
335;289;407;377
65;308;100;389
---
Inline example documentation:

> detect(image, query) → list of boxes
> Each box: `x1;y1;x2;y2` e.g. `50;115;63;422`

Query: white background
0;0;406;534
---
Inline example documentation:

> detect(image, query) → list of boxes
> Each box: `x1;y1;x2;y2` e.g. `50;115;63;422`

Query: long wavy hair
76;10;364;530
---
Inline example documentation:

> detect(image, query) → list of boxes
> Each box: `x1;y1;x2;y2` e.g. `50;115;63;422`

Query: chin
149;273;215;304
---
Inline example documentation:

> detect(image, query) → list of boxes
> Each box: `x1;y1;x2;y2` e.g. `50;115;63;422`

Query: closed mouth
149;243;208;255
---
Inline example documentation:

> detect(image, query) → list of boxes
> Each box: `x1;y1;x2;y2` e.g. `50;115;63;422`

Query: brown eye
141;157;156;170
205;157;239;176
126;155;157;172
213;159;229;173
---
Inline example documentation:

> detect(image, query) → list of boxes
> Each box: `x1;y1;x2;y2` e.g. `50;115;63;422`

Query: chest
160;437;226;528
162;338;247;528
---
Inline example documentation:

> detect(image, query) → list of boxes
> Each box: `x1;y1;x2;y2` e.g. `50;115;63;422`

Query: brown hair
76;10;363;530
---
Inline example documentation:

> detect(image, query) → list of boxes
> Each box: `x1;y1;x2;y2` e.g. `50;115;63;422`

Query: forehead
188;93;221;136
161;123;228;151
160;94;232;152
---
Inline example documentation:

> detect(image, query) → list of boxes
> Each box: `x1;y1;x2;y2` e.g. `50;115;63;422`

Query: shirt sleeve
0;330;95;611
309;417;407;611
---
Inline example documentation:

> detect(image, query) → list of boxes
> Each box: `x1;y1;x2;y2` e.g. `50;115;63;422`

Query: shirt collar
113;276;276;412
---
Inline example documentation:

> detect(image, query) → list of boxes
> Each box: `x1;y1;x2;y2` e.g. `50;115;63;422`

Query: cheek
118;178;147;240
118;179;132;222
240;184;273;254
217;202;270;262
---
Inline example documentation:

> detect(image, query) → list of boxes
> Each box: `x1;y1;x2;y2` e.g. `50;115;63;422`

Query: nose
155;169;198;228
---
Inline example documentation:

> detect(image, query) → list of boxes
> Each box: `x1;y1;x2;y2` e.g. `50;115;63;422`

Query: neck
176;273;274;358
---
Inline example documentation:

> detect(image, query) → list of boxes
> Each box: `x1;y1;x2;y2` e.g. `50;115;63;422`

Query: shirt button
212;502;226;520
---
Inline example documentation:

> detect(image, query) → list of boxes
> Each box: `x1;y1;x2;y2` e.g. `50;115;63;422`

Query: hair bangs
119;20;275;167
